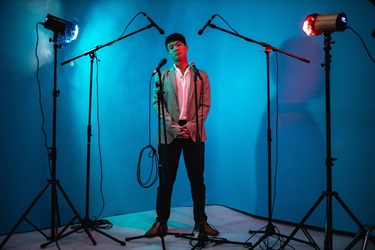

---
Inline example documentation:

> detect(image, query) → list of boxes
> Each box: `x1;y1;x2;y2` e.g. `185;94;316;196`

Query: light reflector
302;13;347;36
43;14;79;45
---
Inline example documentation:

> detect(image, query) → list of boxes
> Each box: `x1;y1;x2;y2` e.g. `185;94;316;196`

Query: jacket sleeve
152;70;180;143
185;70;211;142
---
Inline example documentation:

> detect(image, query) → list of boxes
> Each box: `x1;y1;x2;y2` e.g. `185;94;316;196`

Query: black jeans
156;138;207;225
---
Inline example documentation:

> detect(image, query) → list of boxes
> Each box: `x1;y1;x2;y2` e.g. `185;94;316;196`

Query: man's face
167;40;188;63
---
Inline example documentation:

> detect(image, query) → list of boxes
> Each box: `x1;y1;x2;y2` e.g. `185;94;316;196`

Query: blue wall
1;0;374;236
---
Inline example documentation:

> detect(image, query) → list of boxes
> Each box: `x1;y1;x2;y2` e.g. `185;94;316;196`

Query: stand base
0;179;96;249
178;232;253;250
249;221;318;249
125;227;194;250
41;216;126;248
280;191;367;250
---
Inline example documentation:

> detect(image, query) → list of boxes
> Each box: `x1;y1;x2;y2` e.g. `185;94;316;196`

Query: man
146;33;219;237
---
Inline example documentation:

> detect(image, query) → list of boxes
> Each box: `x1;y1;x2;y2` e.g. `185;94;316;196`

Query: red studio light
302;13;347;36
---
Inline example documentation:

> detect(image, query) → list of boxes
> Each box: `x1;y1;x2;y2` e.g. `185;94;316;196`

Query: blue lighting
59;18;79;46
43;14;79;45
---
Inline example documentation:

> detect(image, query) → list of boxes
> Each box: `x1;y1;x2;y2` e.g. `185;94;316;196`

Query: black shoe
194;222;219;236
145;222;168;237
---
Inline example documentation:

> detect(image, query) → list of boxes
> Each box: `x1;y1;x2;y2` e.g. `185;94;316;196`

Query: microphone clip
189;62;203;81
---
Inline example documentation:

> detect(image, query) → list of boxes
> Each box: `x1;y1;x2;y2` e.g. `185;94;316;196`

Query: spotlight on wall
302;13;347;36
43;14;79;45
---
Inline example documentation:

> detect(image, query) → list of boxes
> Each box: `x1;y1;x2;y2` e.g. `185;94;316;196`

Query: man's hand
177;126;190;139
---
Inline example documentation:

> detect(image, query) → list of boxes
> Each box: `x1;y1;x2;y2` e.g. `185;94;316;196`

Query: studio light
43;14;79;45
302;13;347;36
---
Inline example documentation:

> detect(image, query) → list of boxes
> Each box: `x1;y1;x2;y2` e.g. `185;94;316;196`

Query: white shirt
174;64;191;121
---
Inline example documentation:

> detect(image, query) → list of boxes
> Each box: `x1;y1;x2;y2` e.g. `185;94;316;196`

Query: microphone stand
41;24;156;248
177;70;252;249
0;33;95;249
192;71;206;249
205;23;317;249
186;72;207;250
125;70;194;250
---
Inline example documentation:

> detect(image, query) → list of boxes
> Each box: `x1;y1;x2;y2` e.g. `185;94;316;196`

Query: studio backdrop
0;0;374;236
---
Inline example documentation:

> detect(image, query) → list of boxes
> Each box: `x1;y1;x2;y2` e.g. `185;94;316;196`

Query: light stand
203;23;316;249
0;32;95;249
48;25;158;247
280;32;368;250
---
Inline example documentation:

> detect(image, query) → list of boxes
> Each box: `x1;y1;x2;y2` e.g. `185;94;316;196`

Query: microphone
198;14;217;35
142;12;165;35
189;62;202;80
152;58;167;76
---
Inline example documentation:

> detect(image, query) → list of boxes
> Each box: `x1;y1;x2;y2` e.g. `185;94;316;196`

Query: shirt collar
174;64;190;77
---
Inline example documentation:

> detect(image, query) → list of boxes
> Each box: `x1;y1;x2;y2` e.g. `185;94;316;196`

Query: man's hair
165;33;187;51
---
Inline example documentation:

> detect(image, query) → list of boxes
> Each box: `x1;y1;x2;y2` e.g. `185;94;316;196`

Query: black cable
215;14;240;35
272;51;279;217
212;14;285;247
35;22;51;176
92;10;160;189
210;14;281;220
54;241;61;250
136;76;159;188
96;12;143;48
88;11;145;224
36;21;66;244
137;144;159;188
347;26;375;64
115;12;143;43
93;52;107;221
66;13;153;233
266;48;287;250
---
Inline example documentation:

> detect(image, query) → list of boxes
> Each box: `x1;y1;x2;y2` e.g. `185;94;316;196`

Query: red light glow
302;15;322;36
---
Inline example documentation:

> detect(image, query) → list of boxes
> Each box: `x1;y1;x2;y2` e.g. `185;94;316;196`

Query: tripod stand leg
332;193;368;250
52;183;61;234
177;233;253;249
40;215;79;248
56;182;96;244
0;182;51;249
88;227;126;246
125;227;194;250
361;224;374;250
301;226;320;248
40;182;97;248
280;192;325;249
161;236;166;250
71;213;125;245
125;232;172;250
248;222;276;249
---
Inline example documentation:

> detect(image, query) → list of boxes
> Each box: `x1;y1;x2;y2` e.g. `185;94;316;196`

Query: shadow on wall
254;36;327;224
